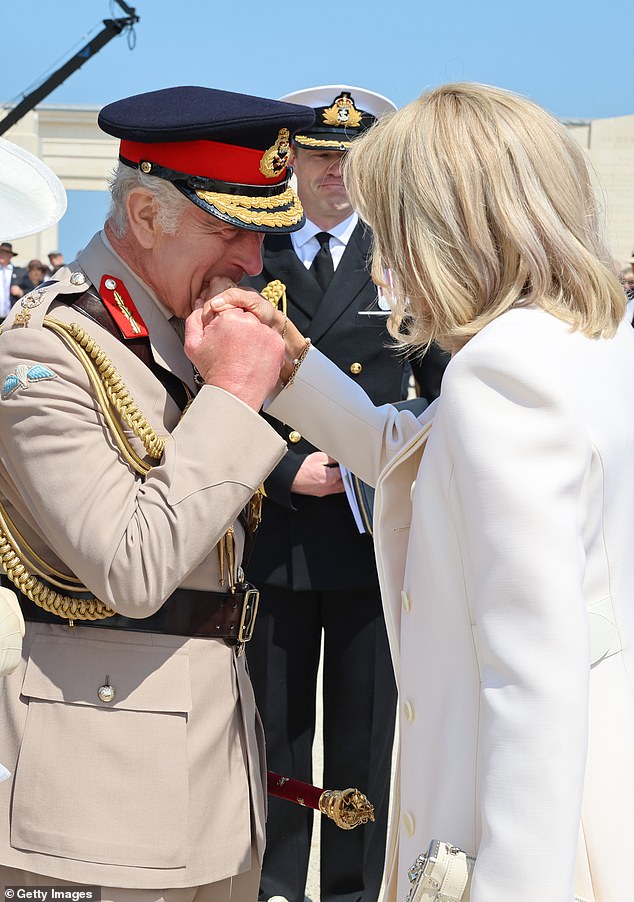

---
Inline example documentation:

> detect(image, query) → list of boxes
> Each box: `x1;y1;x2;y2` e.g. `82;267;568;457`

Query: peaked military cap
98;86;315;233
280;85;397;151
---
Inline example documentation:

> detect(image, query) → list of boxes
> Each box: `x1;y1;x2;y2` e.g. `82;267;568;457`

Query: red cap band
120;138;286;186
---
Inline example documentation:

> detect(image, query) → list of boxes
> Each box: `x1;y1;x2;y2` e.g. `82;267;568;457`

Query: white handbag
0;586;25;677
406;840;474;902
406;840;591;902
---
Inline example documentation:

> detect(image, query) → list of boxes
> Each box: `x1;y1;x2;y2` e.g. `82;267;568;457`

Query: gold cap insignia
322;93;362;129
260;128;291;179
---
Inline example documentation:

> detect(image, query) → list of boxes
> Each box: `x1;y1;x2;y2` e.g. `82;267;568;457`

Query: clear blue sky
5;0;631;119
3;0;632;256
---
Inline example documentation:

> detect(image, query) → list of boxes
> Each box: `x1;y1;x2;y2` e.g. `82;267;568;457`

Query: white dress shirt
0;265;14;318
290;212;358;272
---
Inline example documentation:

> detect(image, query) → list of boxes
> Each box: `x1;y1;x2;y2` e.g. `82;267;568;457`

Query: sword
266;770;375;830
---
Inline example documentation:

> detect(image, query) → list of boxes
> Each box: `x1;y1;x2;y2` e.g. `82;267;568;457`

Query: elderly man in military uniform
242;85;401;902
0;86;313;902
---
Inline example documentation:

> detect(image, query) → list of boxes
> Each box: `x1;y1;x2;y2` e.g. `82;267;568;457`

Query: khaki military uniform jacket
0;232;286;888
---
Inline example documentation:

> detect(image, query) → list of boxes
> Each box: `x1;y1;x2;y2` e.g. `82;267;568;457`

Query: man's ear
125;188;159;250
288;146;297;167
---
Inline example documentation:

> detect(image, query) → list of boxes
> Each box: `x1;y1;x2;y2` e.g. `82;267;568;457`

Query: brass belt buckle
236;585;260;654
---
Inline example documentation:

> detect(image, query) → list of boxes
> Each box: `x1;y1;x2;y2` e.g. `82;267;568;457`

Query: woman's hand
200;281;283;333
196;280;309;384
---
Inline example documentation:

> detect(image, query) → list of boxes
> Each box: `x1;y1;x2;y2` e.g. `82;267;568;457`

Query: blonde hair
344;82;625;352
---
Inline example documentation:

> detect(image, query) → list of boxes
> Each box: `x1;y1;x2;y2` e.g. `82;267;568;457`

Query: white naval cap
280;85;397;150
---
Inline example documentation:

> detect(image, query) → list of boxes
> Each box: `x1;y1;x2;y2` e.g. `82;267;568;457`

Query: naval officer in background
243;85;401;902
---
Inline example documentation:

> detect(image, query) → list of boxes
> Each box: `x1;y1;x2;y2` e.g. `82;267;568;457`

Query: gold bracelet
281;315;288;339
282;337;312;388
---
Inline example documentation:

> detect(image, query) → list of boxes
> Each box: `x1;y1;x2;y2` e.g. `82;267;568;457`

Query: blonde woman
194;83;634;902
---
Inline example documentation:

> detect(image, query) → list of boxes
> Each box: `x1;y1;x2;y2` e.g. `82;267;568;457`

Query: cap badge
259;128;291;179
13;286;49;328
322;92;362;129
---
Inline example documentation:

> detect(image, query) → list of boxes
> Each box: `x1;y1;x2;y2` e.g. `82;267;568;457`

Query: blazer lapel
262;235;322;322
373;413;436;679
309;221;374;344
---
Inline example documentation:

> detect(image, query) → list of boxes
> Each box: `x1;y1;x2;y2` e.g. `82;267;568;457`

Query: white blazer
267;305;634;902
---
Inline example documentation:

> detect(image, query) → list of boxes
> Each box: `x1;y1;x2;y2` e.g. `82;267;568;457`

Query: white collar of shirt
291;212;358;270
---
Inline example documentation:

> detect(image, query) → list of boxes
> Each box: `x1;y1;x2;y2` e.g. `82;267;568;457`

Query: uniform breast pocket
11;633;192;868
355;309;390;330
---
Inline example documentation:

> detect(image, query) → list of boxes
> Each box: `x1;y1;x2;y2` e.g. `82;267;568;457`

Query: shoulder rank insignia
322;92;362;129
2;363;57;399
259;128;291;178
12;286;49;327
100;275;149;339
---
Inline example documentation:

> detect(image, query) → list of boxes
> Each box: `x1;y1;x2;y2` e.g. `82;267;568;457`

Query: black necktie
309;231;334;293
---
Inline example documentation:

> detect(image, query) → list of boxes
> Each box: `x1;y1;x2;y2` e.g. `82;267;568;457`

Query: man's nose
329;157;343;177
236;231;265;277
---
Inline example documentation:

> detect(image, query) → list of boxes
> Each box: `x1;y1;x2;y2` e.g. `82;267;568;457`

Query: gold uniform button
349;362;363;375
401;589;412;613
289;431;302;443
403;700;415;723
403;812;416;836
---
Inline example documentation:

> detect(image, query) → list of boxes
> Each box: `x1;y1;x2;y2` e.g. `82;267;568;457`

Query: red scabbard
267;771;324;809
266;770;375;830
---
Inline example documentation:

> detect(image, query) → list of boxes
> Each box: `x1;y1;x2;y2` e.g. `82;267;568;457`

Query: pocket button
98;681;116;704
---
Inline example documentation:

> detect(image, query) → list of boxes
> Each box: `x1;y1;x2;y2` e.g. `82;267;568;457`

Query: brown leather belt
10;582;260;644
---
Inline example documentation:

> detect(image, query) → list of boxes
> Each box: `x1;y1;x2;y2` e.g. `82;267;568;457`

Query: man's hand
291;452;345;497
184;305;284;412
200;283;282;331
199;281;309;387
10;285;23;299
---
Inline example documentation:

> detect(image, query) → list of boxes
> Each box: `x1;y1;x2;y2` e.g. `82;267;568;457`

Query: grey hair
106;163;191;238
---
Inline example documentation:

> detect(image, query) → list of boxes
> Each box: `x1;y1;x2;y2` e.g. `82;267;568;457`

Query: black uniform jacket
243;221;406;592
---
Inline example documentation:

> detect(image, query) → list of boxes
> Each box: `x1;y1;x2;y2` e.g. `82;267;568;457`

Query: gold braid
44;318;165;471
261;279;287;316
0;317;175;621
0;318;235;623
0;503;115;621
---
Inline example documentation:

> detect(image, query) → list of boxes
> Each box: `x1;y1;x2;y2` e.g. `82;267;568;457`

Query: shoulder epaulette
4;267;91;330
